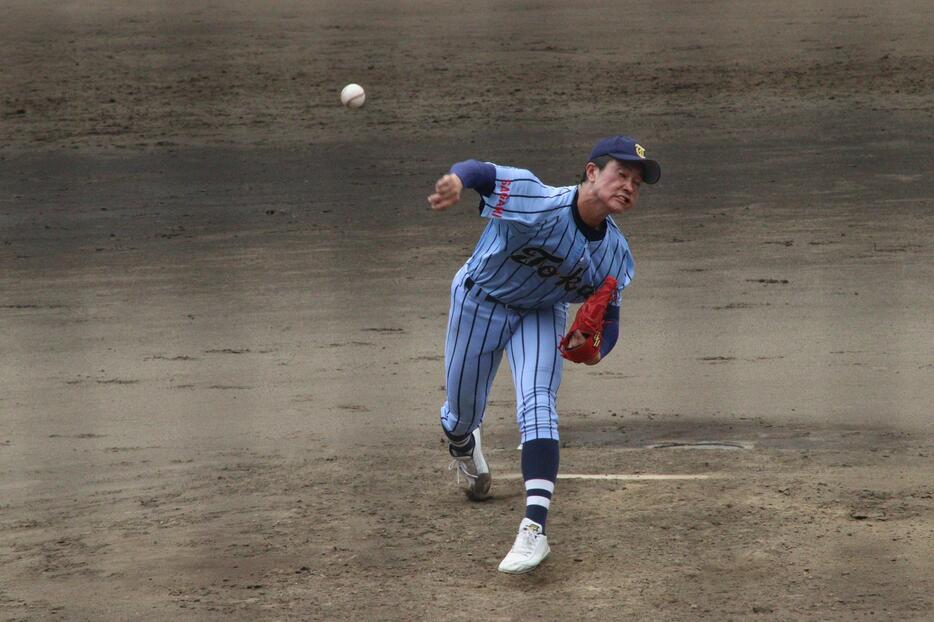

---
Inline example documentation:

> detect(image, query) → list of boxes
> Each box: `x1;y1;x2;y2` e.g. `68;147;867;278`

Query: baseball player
427;135;661;574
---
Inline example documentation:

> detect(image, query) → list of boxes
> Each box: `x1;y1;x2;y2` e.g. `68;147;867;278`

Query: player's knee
517;388;557;411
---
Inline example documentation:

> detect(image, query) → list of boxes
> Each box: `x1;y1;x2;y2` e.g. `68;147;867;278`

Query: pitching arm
450;160;496;196
428;160;496;211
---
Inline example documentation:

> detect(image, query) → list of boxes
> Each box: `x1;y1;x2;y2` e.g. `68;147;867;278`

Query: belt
464;276;509;307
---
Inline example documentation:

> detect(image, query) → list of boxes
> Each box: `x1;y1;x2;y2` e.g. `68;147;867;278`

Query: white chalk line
500;473;720;481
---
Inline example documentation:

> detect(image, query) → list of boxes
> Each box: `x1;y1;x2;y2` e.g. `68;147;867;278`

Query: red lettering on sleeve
491;180;511;218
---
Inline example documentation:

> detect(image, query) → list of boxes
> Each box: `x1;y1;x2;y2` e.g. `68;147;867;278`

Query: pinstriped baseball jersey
464;164;634;309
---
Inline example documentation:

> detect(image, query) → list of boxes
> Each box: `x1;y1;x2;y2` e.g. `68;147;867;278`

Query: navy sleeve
450;160;496;197
599;305;620;358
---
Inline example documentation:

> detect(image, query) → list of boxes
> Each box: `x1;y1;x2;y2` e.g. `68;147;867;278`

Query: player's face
591;159;642;214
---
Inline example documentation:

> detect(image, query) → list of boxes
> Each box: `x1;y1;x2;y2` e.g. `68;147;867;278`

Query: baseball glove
559;276;618;364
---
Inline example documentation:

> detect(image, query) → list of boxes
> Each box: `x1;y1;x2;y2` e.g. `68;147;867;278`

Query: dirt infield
1;1;932;620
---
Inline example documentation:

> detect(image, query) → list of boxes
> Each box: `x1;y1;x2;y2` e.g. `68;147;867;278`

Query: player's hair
580;155;612;183
580;157;648;184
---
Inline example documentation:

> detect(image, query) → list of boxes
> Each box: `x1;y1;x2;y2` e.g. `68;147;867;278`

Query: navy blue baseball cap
589;135;661;184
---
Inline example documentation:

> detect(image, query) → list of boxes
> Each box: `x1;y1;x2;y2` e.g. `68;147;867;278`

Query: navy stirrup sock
521;438;560;532
446;429;475;457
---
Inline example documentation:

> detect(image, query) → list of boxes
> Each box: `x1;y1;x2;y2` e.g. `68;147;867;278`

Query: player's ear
585;161;598;183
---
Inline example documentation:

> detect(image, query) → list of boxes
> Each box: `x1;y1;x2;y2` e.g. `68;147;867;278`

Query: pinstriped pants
440;264;567;443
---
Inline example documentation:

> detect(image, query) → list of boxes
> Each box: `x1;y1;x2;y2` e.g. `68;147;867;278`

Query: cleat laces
448;457;478;486
510;528;538;557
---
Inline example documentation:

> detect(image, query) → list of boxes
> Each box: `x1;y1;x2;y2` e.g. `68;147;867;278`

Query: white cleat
448;427;492;501
498;518;550;574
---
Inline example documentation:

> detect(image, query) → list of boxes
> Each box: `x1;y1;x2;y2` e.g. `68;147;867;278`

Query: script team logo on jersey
510;246;597;298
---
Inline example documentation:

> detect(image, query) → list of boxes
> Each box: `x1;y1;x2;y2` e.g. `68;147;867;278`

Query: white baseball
340;83;366;108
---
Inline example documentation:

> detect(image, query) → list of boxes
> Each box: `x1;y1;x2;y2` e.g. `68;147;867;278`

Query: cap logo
635;144;646;159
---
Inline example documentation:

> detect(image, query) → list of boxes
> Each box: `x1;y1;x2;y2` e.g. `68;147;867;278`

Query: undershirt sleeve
600;305;620;358
450;160;496;197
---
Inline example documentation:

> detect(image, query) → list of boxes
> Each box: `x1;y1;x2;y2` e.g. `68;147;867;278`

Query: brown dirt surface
1;1;932;620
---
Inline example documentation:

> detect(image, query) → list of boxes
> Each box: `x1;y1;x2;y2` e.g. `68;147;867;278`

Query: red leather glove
559;276;617;363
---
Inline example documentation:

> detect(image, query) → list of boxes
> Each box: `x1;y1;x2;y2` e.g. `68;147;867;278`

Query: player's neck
576;184;609;229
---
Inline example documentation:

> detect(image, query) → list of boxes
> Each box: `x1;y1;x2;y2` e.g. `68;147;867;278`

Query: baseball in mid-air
340;83;366;108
